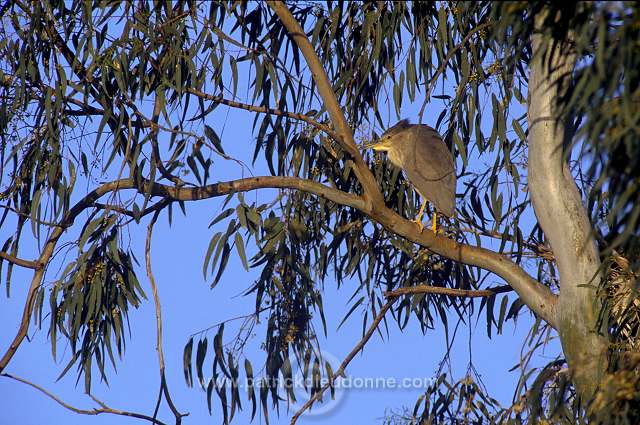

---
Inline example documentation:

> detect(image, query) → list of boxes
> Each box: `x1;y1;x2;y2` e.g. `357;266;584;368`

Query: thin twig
146;211;187;424
1;373;167;425
186;88;339;142
188;307;270;338
0;204;60;227
290;299;395;424
149;93;186;187
290;282;512;423
459;226;554;261
384;284;512;298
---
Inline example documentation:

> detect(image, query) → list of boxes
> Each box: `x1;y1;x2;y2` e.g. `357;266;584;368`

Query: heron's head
363;119;412;152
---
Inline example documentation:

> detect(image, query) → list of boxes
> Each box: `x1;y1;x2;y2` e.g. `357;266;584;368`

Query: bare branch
267;1;385;205
291;282;510;423
290;299;396;424
0;229;62;372
186;88;340;142
0;251;40;270
1;373;167;425
0;175;364;372
528;12;607;398
146;211;186;424
0;170;556;373
384;284;512;298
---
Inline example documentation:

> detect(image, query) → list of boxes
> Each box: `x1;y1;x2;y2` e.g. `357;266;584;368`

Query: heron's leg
431;211;438;233
413;199;428;231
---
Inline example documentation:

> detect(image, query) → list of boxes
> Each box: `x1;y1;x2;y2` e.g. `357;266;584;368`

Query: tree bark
527;14;608;400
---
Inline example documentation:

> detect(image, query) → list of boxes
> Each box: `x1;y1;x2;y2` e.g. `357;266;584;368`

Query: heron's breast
386;149;404;168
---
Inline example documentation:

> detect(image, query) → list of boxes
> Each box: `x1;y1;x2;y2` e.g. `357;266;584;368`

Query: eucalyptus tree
0;1;638;424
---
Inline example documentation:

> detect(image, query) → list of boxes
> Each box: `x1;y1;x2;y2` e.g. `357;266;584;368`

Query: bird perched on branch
365;119;456;232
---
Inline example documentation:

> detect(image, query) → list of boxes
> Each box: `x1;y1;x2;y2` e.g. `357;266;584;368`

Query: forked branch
1;373;167;425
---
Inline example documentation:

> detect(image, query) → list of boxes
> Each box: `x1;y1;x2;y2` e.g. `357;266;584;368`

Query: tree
0;1;638;424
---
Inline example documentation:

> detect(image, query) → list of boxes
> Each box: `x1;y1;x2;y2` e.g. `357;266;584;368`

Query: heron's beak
363;140;387;151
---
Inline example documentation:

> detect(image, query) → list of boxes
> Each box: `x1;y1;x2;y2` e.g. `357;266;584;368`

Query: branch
527;12;606;398
384;284;512;298
0;165;558;373
186;88;340;142
146;211;186;424
267;1;384;205
1;373;167;425
459;227;555;261
290;299;396;424
291;282;510;423
0;251;40;270
0;176;364;372
0;227;62;372
93;199;171;221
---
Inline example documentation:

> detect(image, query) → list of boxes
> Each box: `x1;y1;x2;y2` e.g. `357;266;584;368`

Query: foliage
0;1;638;424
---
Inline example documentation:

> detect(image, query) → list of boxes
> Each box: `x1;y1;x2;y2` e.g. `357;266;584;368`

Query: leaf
196;337;208;388
209;208;234;228
203;232;222;279
338;296;364;329
204;124;225;154
234;233;249;271
512;118;527;142
245;358;257;420
183;337;194;387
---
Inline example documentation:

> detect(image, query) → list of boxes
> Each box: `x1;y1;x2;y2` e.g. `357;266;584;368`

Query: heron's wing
402;126;456;217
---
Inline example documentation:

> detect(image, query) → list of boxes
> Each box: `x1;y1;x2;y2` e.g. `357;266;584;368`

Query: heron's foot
413;218;425;232
430;212;444;235
431;220;445;235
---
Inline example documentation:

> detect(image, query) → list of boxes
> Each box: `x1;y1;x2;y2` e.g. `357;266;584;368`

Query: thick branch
0;170;556;373
70;177;554;330
0;251;40;270
384;284;512;299
374;207;558;327
267;1;384;205
528;13;607;399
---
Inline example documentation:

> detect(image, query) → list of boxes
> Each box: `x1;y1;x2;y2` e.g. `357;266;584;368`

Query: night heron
365;119;456;232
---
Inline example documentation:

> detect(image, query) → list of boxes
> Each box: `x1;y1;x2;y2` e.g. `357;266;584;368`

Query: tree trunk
527;14;608;401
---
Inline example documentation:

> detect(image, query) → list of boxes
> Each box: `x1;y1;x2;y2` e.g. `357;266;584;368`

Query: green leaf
204;124;225;154
338;296;364;330
183;337;194;387
234;233;249;271
196;337;208;388
203;232;222;279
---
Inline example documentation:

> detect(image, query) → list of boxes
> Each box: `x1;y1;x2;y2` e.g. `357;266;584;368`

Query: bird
364;119;456;233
